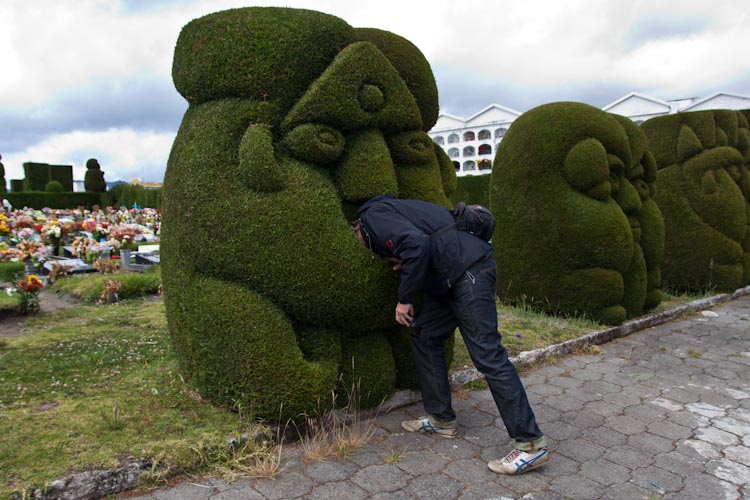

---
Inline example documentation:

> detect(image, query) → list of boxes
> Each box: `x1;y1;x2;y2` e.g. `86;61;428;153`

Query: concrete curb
22;286;750;499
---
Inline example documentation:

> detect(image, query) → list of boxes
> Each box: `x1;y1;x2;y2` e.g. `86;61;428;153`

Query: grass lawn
0;273;708;498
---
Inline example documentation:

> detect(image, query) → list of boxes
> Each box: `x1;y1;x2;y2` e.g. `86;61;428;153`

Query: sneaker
401;416;457;438
487;447;549;475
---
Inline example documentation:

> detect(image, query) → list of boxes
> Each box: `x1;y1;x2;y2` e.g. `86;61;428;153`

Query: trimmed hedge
641;110;749;292
490;102;663;325
163;7;455;420
449;174;491;207
4;192;101;209
23;162;50;191
49;164;74;192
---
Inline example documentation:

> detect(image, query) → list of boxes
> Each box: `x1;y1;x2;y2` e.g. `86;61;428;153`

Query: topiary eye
563;138;610;200
358;83;385;112
280;123;345;165
386;131;434;166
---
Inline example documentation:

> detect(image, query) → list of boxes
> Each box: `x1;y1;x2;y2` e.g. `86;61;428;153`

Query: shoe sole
487;452;549;475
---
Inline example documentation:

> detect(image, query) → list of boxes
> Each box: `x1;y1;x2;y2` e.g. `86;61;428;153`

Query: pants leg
449;259;544;444
410;296;458;422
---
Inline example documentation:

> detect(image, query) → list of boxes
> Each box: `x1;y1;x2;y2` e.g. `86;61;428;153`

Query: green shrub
84;159;107;193
4;192;101;210
449;174;490;207
50;267;161;303
641;110;748;292
44;180;64;193
0;261;24;282
23;162;50;191
49;164;74;192
490;102;661;325
164;7;455;421
10;180;22;193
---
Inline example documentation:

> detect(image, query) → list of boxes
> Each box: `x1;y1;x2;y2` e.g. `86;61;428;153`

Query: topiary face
162;7;454;420
490;102;653;325
612;115;665;313
642;110;748;292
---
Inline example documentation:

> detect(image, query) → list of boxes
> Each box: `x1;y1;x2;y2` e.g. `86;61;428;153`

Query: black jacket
357;195;493;304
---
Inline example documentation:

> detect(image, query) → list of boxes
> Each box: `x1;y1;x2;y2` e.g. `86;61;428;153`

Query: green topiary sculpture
44;180;64;193
490;102;663;325
0;155;5;193
736;110;750;286
84;158;107;193
162;7;455;420
641;110;749;293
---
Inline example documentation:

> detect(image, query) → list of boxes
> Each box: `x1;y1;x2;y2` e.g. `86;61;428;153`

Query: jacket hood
357;194;396;218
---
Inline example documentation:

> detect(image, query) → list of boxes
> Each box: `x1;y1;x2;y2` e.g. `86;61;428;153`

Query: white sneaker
401;416;457;438
487;447;549;475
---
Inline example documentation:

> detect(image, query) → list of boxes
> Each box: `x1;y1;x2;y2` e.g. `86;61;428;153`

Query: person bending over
352;194;548;475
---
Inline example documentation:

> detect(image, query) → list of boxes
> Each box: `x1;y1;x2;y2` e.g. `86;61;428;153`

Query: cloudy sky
2;0;749;184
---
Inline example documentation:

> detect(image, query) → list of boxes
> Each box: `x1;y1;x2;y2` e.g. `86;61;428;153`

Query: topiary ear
677;124;704;163
238;124;285;192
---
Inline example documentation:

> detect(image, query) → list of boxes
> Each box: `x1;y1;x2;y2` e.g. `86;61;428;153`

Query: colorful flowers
7;274;44;315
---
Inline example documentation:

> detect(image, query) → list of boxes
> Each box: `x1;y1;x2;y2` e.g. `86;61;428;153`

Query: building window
434;136;444;145
463;131;475;141
463;161;476;171
477;159;492;171
453;161;460;172
495;127;508;138
478;129;491;140
448;133;459;144
448;147;460;158
478;144;492;155
463;146;475;157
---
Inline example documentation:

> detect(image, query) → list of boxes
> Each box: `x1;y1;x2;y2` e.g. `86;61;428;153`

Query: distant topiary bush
490;102;664;325
44;180;64;193
163;7;456;421
84;158;107;193
641;110;749;293
0;155;6;193
23;162;50;191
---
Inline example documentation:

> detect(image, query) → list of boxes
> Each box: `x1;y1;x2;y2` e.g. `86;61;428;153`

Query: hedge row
163;7;454;421
641;109;750;292
4;192;102;210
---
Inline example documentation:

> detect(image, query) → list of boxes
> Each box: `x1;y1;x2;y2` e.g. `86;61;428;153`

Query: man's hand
386;257;403;271
395;302;414;326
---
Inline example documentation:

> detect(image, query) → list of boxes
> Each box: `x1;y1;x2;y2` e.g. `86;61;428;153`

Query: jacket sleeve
363;206;431;305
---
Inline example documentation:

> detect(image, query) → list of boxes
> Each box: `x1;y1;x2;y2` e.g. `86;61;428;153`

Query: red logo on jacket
386;239;394;249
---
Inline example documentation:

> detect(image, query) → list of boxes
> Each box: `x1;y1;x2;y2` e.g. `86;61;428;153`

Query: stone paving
122;295;750;500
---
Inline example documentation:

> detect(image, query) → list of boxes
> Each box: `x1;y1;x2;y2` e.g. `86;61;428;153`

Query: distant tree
84;158;107;193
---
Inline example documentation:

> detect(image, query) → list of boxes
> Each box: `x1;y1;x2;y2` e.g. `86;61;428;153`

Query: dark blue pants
410;258;544;445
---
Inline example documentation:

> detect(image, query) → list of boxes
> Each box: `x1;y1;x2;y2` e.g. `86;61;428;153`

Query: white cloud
2;0;750;183
2;128;174;183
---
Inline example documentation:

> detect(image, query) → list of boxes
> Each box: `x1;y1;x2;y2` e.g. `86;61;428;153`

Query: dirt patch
0;288;81;338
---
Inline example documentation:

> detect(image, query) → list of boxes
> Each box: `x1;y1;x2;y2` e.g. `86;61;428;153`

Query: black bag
451;202;496;242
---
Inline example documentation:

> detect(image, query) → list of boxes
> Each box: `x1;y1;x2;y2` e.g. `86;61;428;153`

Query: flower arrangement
8;274;44;315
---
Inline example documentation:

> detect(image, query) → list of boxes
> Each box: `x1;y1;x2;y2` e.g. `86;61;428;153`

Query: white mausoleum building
429;92;750;177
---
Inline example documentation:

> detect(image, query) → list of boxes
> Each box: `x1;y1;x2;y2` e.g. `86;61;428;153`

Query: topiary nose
335;128;399;204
